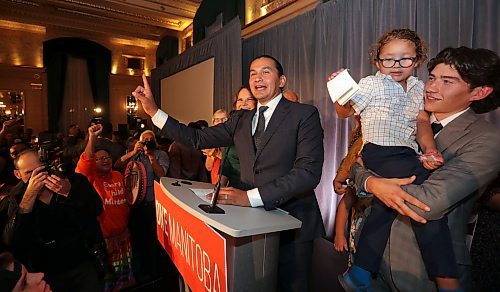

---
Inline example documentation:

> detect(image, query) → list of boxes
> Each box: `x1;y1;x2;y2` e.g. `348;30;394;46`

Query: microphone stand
199;147;229;214
199;110;244;214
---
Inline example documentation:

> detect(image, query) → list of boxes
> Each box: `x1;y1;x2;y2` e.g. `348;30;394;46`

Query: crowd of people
1;27;500;292
0;115;221;291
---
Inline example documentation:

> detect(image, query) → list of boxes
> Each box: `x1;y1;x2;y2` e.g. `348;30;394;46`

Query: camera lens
145;140;156;150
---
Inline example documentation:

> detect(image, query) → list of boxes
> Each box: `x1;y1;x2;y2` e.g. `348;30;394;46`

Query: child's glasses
377;57;417;68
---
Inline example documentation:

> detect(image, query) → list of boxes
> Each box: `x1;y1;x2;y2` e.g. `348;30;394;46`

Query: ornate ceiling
0;0;202;40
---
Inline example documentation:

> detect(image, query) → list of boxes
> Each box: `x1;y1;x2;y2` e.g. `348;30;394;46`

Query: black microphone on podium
199;146;230;214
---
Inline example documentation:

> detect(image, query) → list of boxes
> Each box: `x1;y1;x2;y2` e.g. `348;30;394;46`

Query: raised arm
132;74;158;118
0;119;17;140
328;69;355;118
335;102;355;119
84;124;103;159
132;73;235;150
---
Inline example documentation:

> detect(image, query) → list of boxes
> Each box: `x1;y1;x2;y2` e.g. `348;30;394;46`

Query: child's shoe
338;265;372;292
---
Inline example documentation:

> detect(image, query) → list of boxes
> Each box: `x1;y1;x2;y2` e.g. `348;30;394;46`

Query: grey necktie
253;106;269;151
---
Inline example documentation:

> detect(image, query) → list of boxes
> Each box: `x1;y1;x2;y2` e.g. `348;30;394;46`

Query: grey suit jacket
352;109;500;291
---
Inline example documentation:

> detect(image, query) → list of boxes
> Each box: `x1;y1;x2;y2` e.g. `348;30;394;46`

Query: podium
155;177;302;292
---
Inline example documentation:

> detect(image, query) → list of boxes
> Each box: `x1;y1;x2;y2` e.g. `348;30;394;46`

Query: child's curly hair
369;28;428;65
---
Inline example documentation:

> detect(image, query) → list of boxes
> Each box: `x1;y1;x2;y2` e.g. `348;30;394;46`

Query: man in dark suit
133;55;325;291
351;47;500;291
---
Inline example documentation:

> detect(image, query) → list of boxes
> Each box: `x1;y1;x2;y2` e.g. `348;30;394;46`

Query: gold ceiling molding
0;0;200;40
6;0;38;7
0;19;45;33
55;7;181;29
107;0;199;17
110;37;159;48
60;0;184;28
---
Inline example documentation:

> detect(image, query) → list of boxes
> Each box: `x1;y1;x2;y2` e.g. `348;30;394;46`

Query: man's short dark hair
252;55;284;77
427;47;500;113
0;252;14;270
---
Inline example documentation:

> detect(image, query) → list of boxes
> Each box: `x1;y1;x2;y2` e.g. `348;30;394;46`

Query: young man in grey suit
133;55;325;292
350;47;500;291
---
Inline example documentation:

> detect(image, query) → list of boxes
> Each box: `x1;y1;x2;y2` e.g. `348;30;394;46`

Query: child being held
330;29;462;292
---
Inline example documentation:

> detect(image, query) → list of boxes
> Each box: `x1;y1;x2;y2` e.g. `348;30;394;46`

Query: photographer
115;130;171;283
75;124;134;291
0;149;104;291
115;130;168;182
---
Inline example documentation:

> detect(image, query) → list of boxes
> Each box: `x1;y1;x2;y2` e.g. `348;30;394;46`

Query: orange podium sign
155;182;227;292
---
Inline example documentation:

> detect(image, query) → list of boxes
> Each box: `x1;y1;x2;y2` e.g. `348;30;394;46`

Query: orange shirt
206;148;222;184
211;157;221;184
76;153;130;238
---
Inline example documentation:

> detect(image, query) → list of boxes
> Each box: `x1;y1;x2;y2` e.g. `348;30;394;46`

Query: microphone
199;146;230;214
199;110;244;214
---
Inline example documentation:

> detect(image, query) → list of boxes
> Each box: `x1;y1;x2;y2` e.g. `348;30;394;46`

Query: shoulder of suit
295;103;320;116
233;109;254;118
468;113;500;139
282;98;318;112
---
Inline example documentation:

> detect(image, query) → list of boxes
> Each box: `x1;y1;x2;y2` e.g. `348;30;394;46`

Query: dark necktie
431;122;443;135
253;106;269;151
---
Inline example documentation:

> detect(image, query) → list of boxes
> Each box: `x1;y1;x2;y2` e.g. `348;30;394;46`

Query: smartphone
90;117;103;125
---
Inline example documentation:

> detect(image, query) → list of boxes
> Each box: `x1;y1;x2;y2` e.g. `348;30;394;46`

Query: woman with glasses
76;124;134;291
330;29;461;292
202;109;228;184
219;86;257;188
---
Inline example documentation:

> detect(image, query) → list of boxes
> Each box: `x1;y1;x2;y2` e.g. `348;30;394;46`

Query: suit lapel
254;98;291;161
435;109;477;153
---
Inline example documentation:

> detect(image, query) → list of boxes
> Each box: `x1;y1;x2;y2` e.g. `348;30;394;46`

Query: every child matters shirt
76;153;130;238
351;71;424;152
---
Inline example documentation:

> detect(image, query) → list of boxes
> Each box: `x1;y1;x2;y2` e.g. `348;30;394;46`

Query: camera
140;140;156;150
38;140;62;164
41;162;67;179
